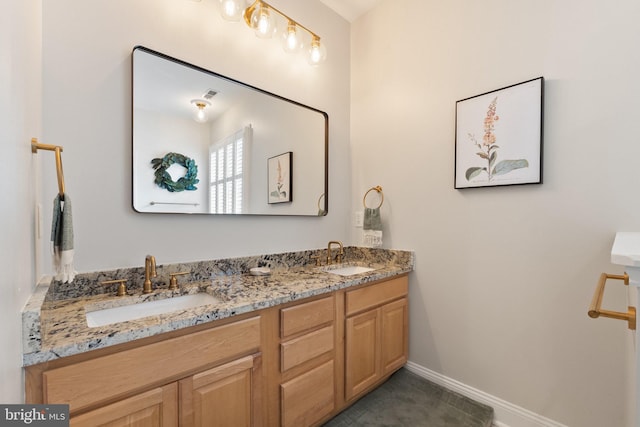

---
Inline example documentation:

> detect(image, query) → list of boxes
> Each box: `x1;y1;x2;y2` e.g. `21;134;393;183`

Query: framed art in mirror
268;152;292;204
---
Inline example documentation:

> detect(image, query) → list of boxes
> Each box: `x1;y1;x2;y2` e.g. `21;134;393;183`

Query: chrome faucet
327;241;344;265
143;255;157;294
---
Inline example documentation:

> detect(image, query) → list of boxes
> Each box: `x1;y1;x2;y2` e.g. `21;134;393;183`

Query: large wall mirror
132;46;328;216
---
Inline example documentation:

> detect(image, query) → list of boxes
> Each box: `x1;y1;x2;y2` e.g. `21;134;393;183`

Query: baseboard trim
404;361;568;427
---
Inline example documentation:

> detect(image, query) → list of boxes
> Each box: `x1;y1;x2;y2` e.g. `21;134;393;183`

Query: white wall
0;0;41;402
134;110;209;213
351;1;640;426
40;0;351;271
209;92;326;215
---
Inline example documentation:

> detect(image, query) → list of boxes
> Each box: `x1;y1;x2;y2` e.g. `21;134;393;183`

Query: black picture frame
268;152;292;204
454;77;544;189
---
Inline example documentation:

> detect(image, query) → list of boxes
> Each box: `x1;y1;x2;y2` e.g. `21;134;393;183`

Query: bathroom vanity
23;247;413;426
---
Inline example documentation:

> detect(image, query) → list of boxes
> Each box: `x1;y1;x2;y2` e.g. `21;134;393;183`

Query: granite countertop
22;247;414;366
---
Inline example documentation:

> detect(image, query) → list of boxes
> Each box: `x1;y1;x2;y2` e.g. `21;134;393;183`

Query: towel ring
363;186;384;209
317;193;325;210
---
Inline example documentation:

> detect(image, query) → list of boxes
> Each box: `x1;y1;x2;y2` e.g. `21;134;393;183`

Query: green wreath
151;152;199;192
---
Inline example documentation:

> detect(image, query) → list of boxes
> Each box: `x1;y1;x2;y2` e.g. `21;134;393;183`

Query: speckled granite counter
22;247;414;366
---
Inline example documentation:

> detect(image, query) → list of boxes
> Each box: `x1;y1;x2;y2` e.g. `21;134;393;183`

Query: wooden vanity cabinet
344;276;408;401
275;275;409;425
25;274;409;427
26;315;262;427
279;296;336;427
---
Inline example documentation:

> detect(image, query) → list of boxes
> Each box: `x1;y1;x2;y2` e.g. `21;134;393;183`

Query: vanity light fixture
190;99;211;123
218;0;326;65
219;0;244;21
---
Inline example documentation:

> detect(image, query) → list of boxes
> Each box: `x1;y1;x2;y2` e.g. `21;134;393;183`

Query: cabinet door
280;360;335;427
179;354;262;427
345;309;380;400
381;297;408;375
71;384;177;427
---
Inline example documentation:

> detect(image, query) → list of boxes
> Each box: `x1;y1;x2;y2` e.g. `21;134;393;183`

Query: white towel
51;194;76;283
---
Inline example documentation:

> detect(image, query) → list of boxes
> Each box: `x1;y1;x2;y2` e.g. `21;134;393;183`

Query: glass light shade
307;37;327;66
191;100;211;123
195;108;207;123
251;3;277;38
282;22;303;53
219;0;243;21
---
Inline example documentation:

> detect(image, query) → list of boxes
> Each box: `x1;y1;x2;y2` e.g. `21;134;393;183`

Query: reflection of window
209;126;251;213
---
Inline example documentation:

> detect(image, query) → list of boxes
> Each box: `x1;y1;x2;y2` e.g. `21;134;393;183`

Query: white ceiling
134;48;251;121
318;0;381;22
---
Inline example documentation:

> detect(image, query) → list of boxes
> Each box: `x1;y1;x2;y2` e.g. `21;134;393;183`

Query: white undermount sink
326;265;375;276
86;293;220;328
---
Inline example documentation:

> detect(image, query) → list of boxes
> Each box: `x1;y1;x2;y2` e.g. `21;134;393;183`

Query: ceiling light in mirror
190;99;211;123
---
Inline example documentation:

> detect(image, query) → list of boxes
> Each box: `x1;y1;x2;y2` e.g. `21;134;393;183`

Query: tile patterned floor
323;368;494;427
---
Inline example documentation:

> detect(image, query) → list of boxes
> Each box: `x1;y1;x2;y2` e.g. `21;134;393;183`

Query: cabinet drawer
345;276;408;316
280;360;335;427
280;296;334;338
43;316;261;413
281;325;334;372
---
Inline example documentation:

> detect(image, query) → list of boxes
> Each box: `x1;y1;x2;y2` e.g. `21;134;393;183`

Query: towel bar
31;138;65;197
150;201;200;206
588;272;636;330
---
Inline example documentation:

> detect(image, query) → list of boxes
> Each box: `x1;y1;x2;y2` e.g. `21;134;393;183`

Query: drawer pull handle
588;272;635;330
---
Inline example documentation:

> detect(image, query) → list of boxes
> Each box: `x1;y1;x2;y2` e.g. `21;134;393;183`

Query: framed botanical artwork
268;151;292;203
454;77;544;189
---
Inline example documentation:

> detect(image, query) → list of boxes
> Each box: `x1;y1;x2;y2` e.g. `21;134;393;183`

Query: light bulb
219;0;243;21
282;21;303;53
251;3;276;39
196;107;207;123
307;36;327;66
191;99;211;123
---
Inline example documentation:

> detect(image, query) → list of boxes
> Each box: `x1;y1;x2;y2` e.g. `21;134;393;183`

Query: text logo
0;405;69;426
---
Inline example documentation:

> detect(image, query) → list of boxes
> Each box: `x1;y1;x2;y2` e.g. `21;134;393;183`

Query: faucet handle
101;279;128;296
310;255;322;267
168;272;189;290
